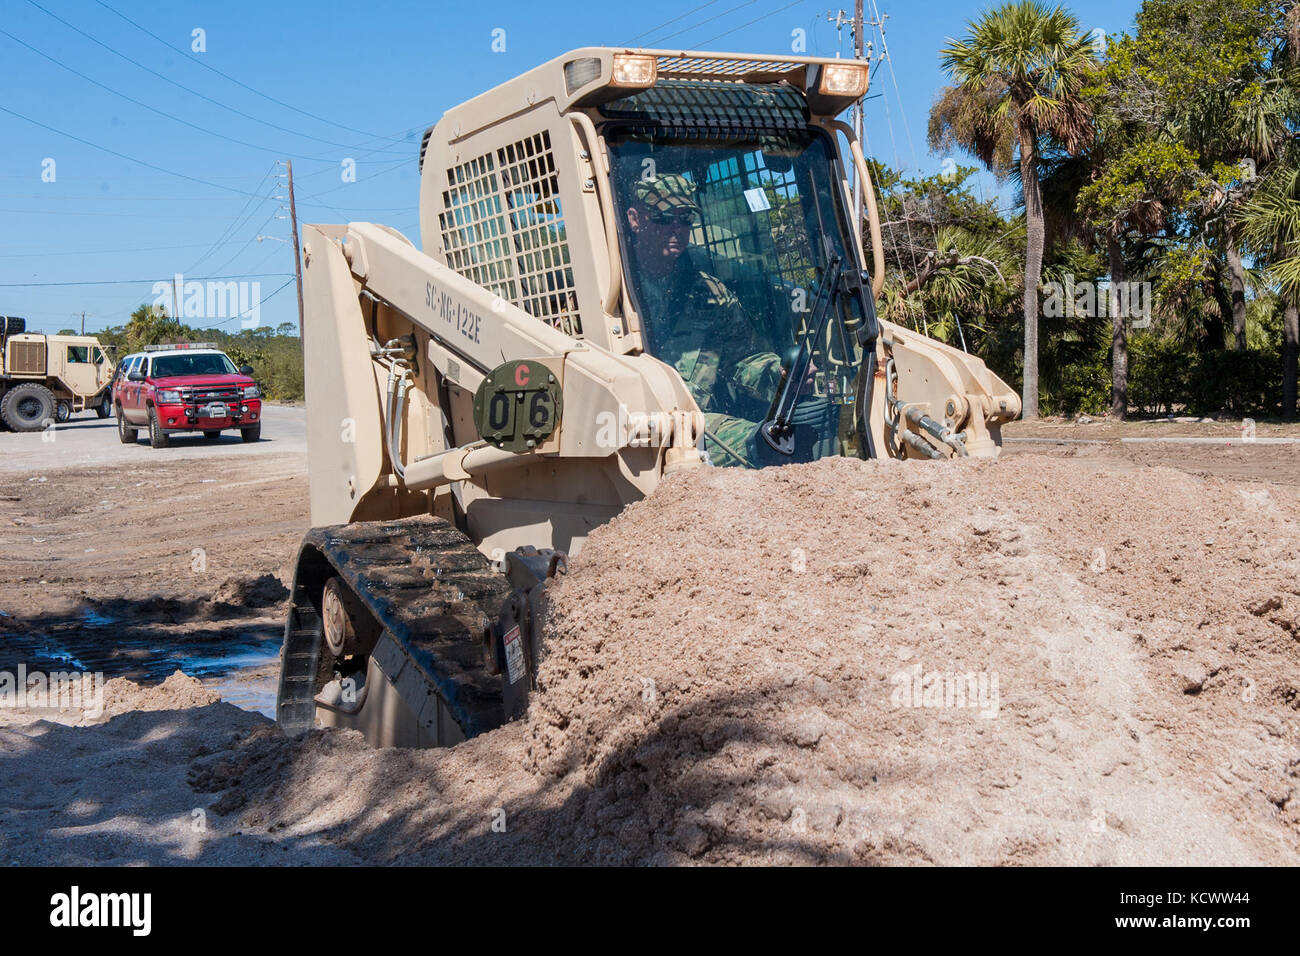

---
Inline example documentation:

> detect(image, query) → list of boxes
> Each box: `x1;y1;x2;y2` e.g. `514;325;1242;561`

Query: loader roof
430;46;872;146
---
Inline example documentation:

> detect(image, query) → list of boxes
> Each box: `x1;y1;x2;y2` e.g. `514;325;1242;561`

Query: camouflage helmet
633;173;700;218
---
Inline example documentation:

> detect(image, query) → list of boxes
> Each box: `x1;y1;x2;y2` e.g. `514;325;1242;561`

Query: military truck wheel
148;408;170;449
0;382;56;432
241;424;261;442
116;405;138;444
96;394;112;419
203;430;221;440
55;401;71;424
2;317;25;335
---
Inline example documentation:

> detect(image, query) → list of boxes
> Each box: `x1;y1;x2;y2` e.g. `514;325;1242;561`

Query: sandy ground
0;453;307;714
2;420;1298;865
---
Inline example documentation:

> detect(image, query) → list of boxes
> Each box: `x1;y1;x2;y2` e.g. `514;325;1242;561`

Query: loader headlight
818;63;868;98
611;53;657;88
564;57;602;94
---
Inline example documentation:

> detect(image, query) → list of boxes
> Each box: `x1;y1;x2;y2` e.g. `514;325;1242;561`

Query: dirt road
1;415;1298;865
0;403;306;476
0;410;308;714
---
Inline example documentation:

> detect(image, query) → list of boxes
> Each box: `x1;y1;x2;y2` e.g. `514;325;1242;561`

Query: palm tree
933;1;1099;418
1239;157;1300;419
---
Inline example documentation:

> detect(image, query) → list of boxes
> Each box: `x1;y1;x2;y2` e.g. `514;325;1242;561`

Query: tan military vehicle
276;48;1021;747
0;317;115;430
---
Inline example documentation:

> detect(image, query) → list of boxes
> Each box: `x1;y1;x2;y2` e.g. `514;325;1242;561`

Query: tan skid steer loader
276;48;1020;747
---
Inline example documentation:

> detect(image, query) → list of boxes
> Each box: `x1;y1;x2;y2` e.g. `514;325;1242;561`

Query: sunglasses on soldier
645;206;699;226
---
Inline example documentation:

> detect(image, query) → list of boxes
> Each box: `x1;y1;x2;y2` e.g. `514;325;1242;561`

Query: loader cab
417;49;881;469
603;107;870;466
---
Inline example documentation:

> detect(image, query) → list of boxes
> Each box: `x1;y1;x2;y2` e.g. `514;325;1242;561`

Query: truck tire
0;382;55;432
148;407;170;449
55;401;71;424
2;316;25;336
96;393;112;419
241;423;261;443
116;405;138;444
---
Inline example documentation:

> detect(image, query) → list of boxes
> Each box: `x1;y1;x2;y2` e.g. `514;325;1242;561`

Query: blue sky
0;0;1143;335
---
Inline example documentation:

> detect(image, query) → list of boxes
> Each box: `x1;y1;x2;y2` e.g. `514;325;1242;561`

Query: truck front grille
180;385;241;404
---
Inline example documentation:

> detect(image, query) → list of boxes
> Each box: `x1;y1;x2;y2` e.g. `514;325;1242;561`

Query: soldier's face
627;205;691;271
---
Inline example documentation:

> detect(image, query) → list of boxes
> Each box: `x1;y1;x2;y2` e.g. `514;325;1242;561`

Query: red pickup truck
113;343;263;449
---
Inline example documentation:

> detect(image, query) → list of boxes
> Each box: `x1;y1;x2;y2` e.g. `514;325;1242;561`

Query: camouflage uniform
631;175;784;466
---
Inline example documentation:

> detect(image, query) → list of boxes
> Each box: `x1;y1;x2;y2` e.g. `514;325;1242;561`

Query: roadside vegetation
906;0;1299;419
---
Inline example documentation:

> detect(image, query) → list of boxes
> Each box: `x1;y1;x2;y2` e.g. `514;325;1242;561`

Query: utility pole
827;5;870;218
285;160;305;346
852;0;865;219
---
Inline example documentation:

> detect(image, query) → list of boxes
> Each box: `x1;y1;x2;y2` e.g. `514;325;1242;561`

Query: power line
695;0;807;46
178;163;279;275
0;206;270;221
0;27;402;164
0;273;291;288
0;238;283;259
0;103;277;198
212;276;297;327
296;157;413;201
204;210;285;277
91;0;411;147
625;0;729;44
653;0;760;45
23;0;408;156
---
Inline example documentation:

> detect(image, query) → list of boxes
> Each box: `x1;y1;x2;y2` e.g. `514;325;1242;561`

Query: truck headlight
241;384;261;399
156;389;182;403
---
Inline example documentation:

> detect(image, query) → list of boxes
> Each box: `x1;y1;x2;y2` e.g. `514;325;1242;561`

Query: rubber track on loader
277;515;512;741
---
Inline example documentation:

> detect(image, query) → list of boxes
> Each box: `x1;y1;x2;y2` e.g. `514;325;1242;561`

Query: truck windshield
607;127;866;467
150;353;237;378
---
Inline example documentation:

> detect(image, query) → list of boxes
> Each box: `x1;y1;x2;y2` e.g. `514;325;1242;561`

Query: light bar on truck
143;342;218;352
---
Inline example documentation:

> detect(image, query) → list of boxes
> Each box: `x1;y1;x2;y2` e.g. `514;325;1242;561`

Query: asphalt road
0;403;306;475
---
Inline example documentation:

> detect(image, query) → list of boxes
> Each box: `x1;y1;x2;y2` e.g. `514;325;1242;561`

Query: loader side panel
301;225;388;526
420;101;614;352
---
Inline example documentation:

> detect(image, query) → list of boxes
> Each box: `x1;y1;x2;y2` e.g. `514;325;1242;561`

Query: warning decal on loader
502;625;526;685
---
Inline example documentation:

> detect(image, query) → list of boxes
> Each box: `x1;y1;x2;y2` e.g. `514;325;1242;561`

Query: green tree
124;304;185;352
1239;153;1300;419
932;1;1100;418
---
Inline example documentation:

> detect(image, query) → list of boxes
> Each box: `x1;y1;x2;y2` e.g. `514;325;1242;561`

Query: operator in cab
622;173;784;466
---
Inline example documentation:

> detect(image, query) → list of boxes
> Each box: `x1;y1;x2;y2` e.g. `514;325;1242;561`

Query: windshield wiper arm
759;254;843;456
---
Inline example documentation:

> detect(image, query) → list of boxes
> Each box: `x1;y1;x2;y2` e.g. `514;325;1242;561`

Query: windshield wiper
758;254;844;456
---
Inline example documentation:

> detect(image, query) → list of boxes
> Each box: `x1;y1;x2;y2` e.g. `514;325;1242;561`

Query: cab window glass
66;346;90;363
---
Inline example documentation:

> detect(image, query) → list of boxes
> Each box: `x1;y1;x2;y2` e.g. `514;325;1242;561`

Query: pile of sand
102;671;221;716
178;455;1299;865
